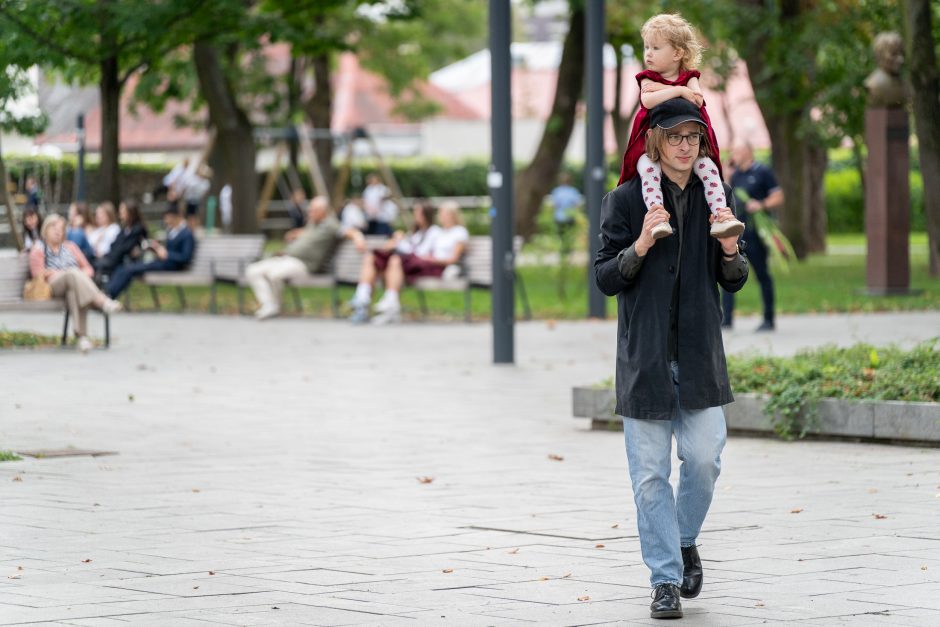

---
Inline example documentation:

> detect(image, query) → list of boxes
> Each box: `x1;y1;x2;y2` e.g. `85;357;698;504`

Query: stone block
872;400;940;441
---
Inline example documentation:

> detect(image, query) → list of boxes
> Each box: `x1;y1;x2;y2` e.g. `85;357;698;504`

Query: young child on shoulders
619;13;744;240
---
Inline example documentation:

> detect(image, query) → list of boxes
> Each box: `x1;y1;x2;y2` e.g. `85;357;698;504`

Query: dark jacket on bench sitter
105;225;195;298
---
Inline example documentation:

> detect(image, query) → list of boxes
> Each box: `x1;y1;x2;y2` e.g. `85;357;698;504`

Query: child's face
644;35;682;75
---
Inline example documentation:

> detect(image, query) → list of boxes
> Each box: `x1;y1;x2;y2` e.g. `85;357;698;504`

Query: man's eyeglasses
665;132;703;147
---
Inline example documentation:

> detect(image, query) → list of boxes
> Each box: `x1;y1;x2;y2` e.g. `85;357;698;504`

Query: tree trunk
304;51;334;199
0;134;24;250
765;113;810;258
905;0;940;276
99;55;121;206
805;141;828;254
288;55;303;170
735;0;822;260
193;41;258;233
513;7;585;239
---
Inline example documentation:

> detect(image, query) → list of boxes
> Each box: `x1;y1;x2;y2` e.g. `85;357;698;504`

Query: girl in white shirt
86;202;121;259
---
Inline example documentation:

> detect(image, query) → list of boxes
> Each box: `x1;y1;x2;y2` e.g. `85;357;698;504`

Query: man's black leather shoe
681;545;703;599
650;583;683;619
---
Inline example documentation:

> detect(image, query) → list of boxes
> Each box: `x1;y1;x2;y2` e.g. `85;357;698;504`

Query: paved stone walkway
1;311;939;626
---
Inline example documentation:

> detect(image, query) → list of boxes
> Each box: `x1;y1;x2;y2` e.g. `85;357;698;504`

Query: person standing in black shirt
724;141;784;331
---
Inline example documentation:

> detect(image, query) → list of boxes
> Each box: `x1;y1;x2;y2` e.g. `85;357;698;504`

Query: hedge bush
727;339;940;439
5;153;928;235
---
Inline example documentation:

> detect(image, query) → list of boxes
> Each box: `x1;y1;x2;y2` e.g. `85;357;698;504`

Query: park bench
140;234;265;313
411;235;530;322
0;251;110;347
282;235;388;317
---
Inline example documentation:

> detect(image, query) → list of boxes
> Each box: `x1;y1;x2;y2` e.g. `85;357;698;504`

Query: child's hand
691;92;704;107
679;87;698;104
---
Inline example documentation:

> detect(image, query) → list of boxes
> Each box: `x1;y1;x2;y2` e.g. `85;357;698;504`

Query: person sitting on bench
105;207;195;299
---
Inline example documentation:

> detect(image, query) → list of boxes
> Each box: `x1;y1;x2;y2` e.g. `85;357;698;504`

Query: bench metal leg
103;313;110;348
464;288;472;323
291;285;303;313
61;310;70;346
176;286;186;311
149;285;161;310
515;273;532;320
210;281;217;314
417;290;429;319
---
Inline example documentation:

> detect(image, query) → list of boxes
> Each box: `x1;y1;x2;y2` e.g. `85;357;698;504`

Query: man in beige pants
246;196;366;320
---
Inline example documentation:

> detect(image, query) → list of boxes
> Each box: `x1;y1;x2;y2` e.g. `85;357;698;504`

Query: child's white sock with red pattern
637;154;663;211
694;157;726;216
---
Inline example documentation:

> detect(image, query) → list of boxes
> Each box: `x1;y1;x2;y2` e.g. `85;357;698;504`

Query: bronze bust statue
864;32;908;107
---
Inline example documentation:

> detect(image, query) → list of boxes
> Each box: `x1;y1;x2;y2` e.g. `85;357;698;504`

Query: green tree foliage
0;0;206;205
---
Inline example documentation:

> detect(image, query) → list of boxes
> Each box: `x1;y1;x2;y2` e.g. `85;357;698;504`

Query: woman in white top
86;202;121;259
350;200;468;324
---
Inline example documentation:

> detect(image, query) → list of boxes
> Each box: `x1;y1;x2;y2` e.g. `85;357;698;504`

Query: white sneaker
77;336;93;353
102;298;123;314
710;218;745;239
375;295;399;314
254;305;280;321
371;307;401;325
651;222;673;239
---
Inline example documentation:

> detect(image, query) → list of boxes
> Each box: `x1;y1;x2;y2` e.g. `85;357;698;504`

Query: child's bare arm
687;77;705;106
640;79;670;93
641;85;697;109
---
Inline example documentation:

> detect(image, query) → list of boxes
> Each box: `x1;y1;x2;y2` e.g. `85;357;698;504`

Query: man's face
307;199;328;223
658;121;704;174
731;143;752;168
163;213;181;229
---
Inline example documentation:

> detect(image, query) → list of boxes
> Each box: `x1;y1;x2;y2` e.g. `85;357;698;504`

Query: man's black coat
594;175;748;420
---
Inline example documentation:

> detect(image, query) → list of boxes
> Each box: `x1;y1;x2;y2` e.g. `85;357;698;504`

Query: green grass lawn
116;234;939;320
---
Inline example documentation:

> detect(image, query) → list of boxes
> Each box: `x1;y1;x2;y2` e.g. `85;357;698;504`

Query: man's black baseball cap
648;98;705;130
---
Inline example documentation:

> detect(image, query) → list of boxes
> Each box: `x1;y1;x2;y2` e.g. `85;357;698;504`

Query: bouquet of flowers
733;189;796;274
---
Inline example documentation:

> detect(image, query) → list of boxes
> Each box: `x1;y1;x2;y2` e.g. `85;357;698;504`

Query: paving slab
1;310;939;624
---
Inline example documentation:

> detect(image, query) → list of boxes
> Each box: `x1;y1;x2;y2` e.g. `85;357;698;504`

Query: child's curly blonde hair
641;13;703;72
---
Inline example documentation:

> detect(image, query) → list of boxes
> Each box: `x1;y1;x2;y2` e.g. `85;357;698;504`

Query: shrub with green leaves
727;339;940;439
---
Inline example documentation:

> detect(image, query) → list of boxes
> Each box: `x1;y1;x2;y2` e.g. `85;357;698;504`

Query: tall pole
489;0;514;364
76;114;87;202
586;0;607;318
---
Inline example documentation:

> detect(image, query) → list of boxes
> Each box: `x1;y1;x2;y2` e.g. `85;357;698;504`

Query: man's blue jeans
621;361;727;587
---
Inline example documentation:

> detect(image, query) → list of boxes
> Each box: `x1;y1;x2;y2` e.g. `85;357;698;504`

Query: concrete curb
572;387;940;443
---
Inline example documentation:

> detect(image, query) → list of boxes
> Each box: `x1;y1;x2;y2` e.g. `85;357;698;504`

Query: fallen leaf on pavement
790;508;803;514
418;476;434;484
191;489;201;493
578;595;590;602
921;565;928;571
867;488;878;494
595;544;605;549
208;571;215;575
82;559;92;563
756;601;765;607
548;454;564;462
12;476;22;482
17;567;22;571
7;575;20;580
539;576;550;581
193;586;199;590
611;523;619;529
562;573;572;578
873;513;888;519
442;568;454;573
507;548;519;554
128;394;135;402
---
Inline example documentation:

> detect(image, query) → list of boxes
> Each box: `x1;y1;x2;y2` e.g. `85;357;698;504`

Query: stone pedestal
865;107;911;295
